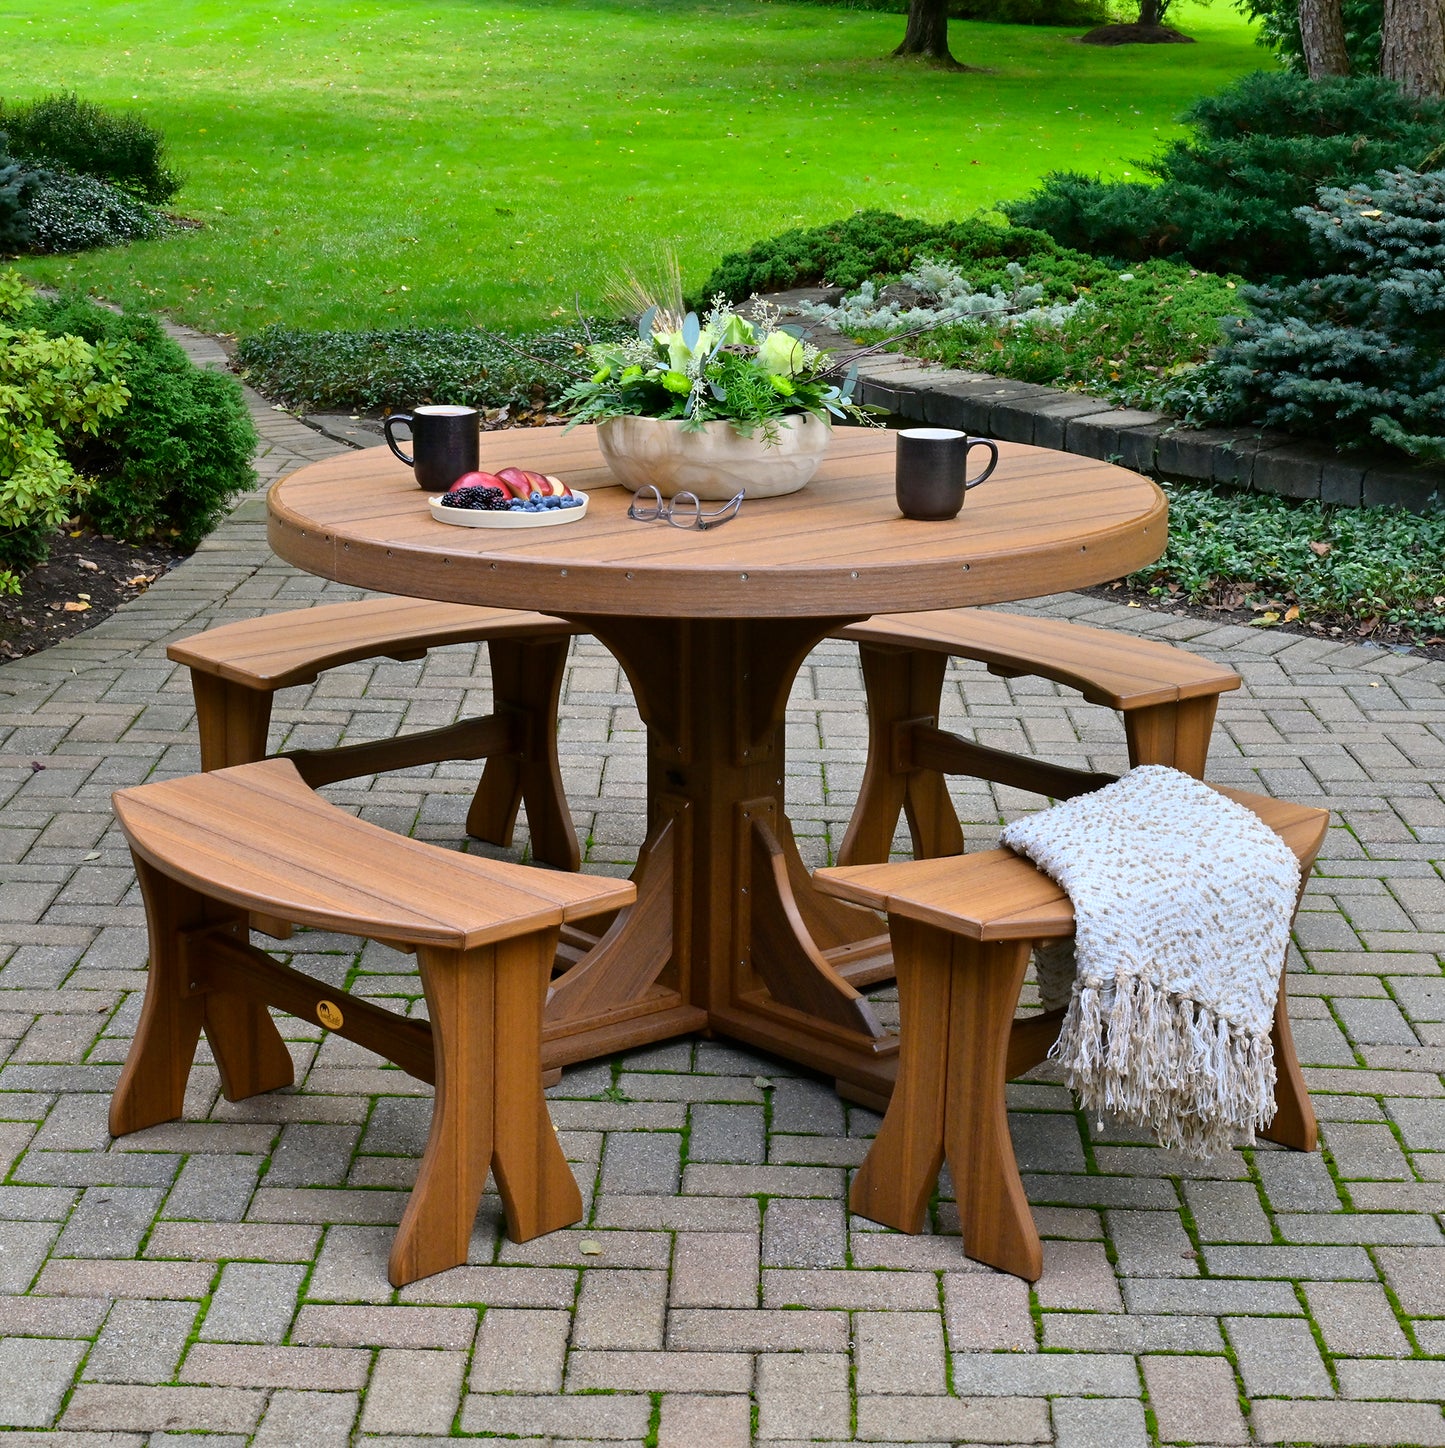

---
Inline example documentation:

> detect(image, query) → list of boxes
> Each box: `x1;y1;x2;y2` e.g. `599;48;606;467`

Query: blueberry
560;495;581;508
508;500;525;511
544;496;561;509
529;490;542;502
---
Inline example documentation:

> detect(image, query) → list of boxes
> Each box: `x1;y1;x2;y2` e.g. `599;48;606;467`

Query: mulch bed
0;527;188;663
1077;22;1194;43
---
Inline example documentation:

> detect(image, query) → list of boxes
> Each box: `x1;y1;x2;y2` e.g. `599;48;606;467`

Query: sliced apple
446;470;505;493
543;474;572;498
495;467;533;500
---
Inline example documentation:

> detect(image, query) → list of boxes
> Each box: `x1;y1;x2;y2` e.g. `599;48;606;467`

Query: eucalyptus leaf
682;311;701;350
637;305;658;340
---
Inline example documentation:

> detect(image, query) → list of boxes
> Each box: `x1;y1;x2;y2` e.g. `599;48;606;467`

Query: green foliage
560;301;871;438
0;91;181;204
0;271;129;591
0;143;38;253
1233;0;1383;74
1004;72;1445;280
32;294;256;548
699;213;1079;302
234;322;626;415
21;169;166;254
1130;479;1445;638
1168;168;1445;464
906;260;1240;402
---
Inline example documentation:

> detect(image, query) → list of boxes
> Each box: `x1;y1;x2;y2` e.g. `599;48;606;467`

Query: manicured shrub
1168;167;1445;465
1004;72;1445;280
234;322;626;415
698;212;1076;302
0;91;181;204
0;272;129;590
21;170;166;254
33;295;257;547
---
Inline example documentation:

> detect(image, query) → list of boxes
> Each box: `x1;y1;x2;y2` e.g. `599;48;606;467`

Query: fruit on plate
543;474;572;498
442;484;508;511
446;470;505;493
495;467;534;501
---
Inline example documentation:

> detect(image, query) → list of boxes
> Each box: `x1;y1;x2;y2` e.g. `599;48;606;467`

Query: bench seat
816;785;1328;1282
832;610;1242;866
111;757;633;1286
168;597;584;874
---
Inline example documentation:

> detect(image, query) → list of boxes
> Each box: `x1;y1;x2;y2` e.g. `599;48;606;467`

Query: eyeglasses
627;485;744;531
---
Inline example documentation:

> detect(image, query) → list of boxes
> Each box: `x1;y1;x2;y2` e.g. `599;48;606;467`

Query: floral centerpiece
560;297;875;499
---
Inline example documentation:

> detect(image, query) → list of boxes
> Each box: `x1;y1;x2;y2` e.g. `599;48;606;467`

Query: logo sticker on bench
316;1000;344;1030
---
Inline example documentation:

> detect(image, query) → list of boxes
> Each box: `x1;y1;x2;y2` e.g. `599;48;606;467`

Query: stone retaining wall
767;293;1444;512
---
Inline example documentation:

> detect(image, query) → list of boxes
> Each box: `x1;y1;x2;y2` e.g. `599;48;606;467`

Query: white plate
428;488;590;528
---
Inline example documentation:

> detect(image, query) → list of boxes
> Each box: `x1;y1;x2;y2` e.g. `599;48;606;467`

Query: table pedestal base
540;615;898;1098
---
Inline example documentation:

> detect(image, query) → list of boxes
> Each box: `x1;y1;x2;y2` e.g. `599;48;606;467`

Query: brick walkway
0;341;1441;1445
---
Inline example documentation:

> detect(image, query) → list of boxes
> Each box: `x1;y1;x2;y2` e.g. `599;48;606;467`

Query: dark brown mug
895;427;999;521
383;405;480;491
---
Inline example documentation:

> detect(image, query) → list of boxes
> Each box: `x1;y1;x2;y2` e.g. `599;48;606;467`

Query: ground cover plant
2;0;1263;333
1124;479;1445;643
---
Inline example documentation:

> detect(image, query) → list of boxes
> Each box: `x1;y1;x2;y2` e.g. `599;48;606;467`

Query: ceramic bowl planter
596;414;832;500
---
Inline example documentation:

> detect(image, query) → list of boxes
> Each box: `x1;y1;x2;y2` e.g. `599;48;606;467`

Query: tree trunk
1298;0;1351;77
1137;0;1168;24
1381;0;1445;100
893;0;959;66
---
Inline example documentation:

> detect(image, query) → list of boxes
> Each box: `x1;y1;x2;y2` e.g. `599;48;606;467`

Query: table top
267;425;1167;618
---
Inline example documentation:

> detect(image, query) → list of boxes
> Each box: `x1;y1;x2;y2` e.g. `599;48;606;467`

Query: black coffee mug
895;427;999;521
383;405;480;491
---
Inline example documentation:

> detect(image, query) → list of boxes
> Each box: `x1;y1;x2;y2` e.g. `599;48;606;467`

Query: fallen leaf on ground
62;601;90;612
1283;605;1300;622
1309;540;1332;557
579;1239;603;1256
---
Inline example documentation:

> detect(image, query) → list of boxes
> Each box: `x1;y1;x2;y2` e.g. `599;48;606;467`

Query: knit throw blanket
1000;766;1301;1157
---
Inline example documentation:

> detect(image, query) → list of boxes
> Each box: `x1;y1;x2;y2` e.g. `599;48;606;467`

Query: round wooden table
268;425;1166;1100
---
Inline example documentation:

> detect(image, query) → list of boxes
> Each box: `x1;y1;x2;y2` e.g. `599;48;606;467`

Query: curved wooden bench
831;610;1241;867
816;785;1327;1283
111;757;633;1287
168;597;584;872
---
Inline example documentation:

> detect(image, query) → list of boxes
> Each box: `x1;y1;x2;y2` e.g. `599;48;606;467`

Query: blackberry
444;485;507;511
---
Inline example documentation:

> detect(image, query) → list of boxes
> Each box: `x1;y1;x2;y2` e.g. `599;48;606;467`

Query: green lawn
6;0;1267;334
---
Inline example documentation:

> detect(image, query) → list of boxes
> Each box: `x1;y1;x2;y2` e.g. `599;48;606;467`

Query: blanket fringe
1049;973;1277;1158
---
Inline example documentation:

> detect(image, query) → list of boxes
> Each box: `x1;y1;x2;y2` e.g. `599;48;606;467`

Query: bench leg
851;918;1041;1281
112;862;294;1133
943;936;1042;1281
490;930;584;1242
391;932;581;1287
466;636;581;872
838;644;964;867
191;671;275;771
1124;696;1219;778
850;917;951;1232
1260;979;1318;1152
110;858;209;1137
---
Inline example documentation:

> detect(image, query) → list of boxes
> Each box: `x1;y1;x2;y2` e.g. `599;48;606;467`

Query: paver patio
0;334;1441;1445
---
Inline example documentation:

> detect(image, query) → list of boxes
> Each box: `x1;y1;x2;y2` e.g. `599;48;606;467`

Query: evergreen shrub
1004;72;1445;280
34;295;257;547
1;92;181;204
698;212;1077;302
0;144;38;254
1169;168;1445;466
234;322;626;415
